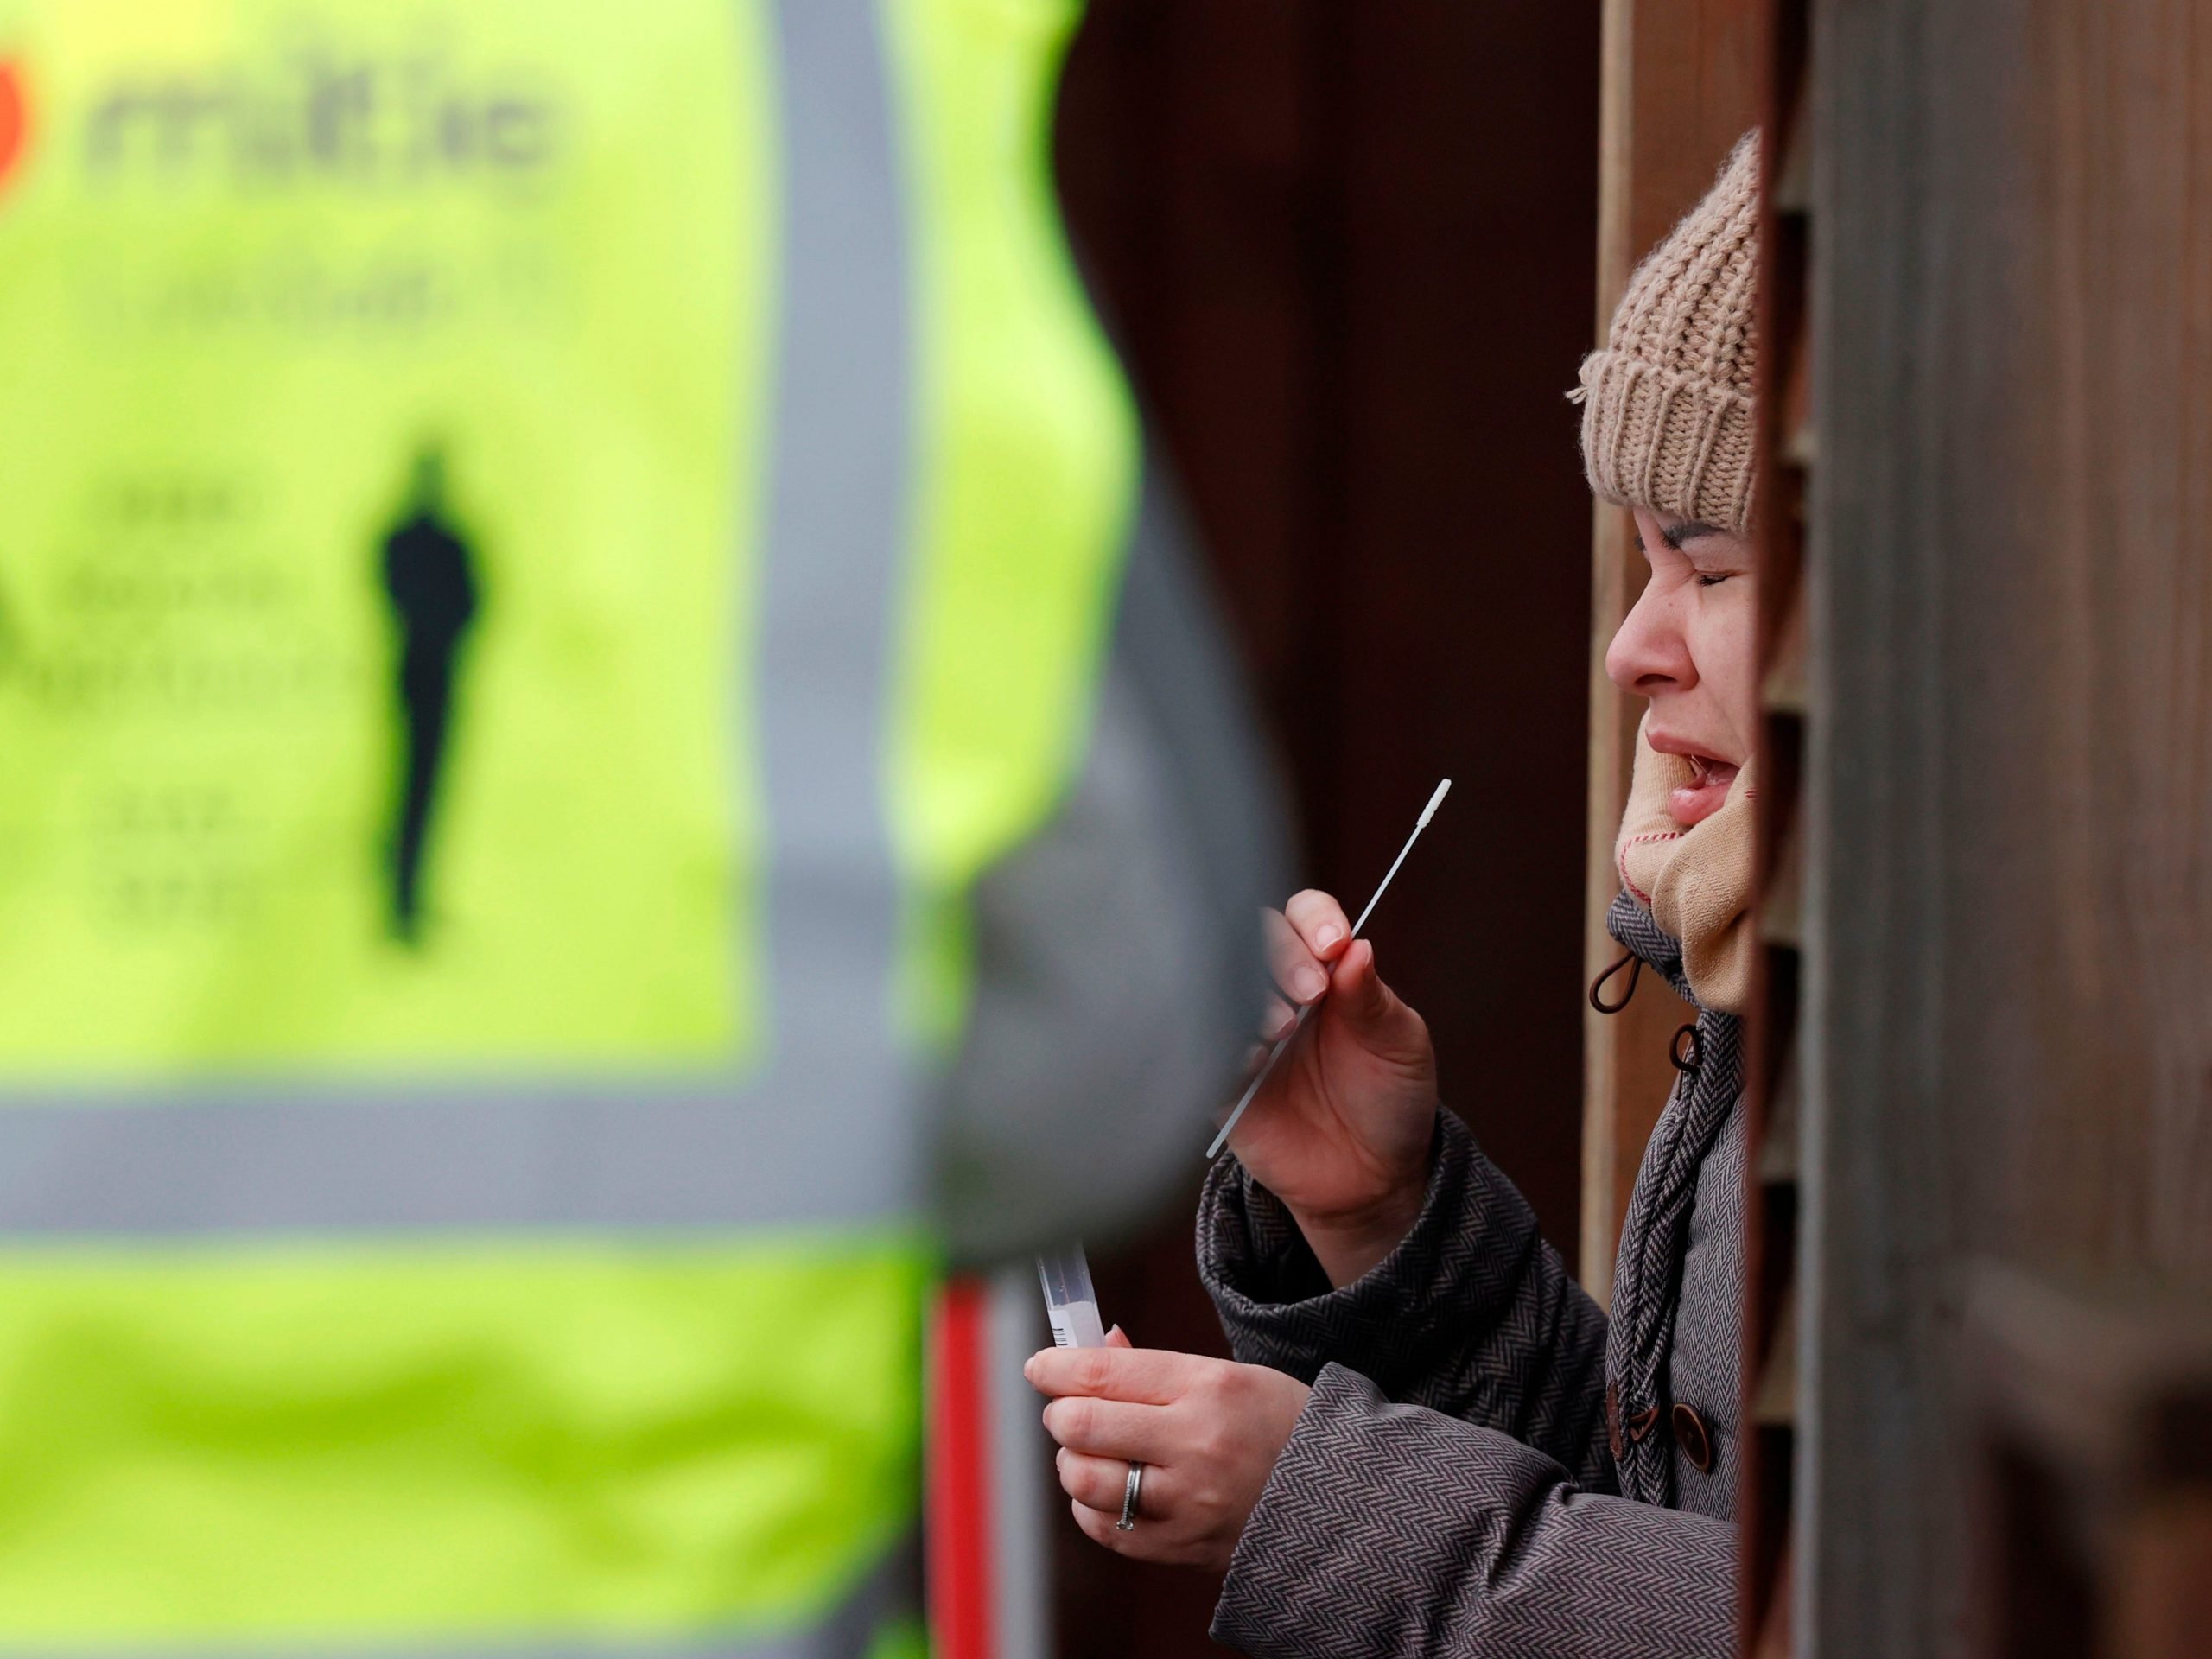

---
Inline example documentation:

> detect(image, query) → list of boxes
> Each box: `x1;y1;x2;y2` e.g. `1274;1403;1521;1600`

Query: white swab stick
1206;779;1451;1160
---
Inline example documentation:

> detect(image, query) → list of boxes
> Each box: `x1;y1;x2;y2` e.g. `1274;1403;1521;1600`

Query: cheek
1690;600;1760;753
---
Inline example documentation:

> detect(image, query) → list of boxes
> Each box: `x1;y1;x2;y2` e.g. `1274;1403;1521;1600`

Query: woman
1027;134;1763;1658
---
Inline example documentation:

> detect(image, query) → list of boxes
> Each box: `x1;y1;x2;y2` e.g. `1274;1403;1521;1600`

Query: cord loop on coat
1588;950;1643;1014
1670;1022;1703;1076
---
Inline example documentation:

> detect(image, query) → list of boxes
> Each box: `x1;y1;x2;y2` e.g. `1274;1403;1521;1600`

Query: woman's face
1605;510;1758;828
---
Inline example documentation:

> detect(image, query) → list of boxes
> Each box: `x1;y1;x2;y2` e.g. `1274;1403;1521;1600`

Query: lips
1667;751;1740;829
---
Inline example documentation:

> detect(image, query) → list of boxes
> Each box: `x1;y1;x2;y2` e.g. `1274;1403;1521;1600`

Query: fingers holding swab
1205;780;1450;1160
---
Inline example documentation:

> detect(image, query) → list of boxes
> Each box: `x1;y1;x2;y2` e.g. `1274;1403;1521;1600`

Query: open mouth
1668;752;1740;829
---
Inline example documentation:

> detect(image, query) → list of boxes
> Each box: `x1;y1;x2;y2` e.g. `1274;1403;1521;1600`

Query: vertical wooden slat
1744;3;1809;1649
1581;0;1765;1301
1802;2;2212;1651
1965;1273;2212;1659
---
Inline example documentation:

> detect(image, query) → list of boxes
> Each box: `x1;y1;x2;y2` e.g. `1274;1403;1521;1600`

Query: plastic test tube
1035;1243;1109;1350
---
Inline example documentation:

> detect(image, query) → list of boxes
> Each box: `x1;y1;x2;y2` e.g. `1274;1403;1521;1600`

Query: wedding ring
1116;1460;1145;1531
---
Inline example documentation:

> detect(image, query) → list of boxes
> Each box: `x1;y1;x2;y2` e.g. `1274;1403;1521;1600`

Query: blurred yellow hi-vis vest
0;1;1135;1654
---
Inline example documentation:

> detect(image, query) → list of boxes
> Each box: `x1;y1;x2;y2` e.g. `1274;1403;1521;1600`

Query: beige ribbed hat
1576;131;1760;536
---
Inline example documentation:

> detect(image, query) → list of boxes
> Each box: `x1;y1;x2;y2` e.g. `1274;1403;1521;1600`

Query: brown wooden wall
1580;0;1765;1305
1051;3;1601;1652
1802;3;2212;1652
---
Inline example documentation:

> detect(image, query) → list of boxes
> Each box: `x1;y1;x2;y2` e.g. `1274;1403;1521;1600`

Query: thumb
1105;1325;1134;1350
1330;942;1426;1059
1329;939;1394;1025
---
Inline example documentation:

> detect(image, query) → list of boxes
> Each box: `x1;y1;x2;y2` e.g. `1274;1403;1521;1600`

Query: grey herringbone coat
1198;894;1743;1658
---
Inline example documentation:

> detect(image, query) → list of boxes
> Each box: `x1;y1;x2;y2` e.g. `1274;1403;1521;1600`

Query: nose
1605;577;1696;696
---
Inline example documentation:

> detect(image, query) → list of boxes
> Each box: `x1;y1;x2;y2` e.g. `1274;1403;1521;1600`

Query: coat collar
1605;890;1705;1011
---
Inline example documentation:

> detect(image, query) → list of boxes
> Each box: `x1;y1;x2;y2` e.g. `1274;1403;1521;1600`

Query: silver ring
1116;1460;1145;1532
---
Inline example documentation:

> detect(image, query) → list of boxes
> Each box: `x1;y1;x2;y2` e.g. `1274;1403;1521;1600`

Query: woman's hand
1230;889;1440;1285
1027;1331;1310;1572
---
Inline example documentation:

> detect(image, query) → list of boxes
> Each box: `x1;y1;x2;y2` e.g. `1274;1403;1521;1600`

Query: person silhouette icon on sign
378;446;480;947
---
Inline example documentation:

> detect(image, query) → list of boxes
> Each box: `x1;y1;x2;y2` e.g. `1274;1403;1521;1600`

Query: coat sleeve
1211;1366;1734;1659
1198;1109;1614;1489
934;462;1288;1266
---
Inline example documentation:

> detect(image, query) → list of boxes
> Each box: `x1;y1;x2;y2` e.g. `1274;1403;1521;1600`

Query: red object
0;62;29;193
928;1278;995;1659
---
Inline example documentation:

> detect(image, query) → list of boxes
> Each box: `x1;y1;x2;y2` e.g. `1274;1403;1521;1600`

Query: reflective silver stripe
0;1544;918;1659
0;1624;887;1659
746;0;921;1206
0;0;922;1240
0;1085;909;1232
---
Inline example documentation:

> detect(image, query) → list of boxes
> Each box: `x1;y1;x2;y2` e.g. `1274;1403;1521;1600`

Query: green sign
0;0;772;1080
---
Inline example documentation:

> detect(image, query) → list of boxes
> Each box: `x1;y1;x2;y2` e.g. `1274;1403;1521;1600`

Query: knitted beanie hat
1576;131;1760;535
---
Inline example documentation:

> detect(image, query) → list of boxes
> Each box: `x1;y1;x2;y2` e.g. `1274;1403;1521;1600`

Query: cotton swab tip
1418;779;1452;828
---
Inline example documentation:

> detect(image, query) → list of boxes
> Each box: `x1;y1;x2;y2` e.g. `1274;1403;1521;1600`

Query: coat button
1671;1402;1714;1473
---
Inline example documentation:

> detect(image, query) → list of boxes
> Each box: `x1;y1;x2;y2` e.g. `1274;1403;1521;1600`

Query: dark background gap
1049;3;1602;1649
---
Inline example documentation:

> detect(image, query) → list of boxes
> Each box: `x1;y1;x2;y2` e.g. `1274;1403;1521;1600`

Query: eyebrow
1661;520;1726;550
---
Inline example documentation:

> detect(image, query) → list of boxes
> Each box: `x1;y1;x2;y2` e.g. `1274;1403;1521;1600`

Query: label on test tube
1036;1243;1109;1349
